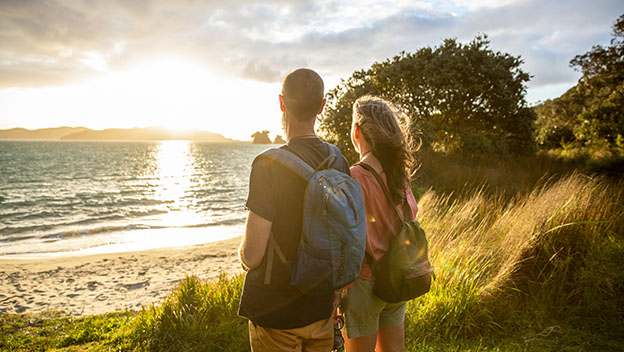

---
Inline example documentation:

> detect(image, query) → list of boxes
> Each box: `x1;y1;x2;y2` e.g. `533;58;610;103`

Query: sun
3;56;284;141
84;58;220;132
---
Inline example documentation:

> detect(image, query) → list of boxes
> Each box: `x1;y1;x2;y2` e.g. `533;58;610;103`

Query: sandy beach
0;237;244;316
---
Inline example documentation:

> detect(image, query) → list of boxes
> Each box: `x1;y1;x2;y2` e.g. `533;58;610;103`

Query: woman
343;96;418;352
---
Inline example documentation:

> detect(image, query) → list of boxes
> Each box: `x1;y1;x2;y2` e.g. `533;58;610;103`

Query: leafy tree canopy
533;87;583;148
319;35;536;161
572;14;624;153
535;13;624;154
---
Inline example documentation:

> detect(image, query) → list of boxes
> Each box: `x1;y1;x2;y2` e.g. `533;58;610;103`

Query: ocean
0;140;271;258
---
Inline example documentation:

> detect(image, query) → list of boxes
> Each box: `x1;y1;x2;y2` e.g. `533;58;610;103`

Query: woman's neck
360;152;383;174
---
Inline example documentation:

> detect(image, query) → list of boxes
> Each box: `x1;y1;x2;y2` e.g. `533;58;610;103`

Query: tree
533;87;583;149
319;35;536;160
534;13;624;154
570;13;624;152
251;130;272;144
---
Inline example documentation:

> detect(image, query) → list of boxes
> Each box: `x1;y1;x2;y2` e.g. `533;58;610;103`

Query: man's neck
287;131;316;141
285;117;316;142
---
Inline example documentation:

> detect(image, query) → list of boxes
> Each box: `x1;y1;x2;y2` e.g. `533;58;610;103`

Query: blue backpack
258;144;366;292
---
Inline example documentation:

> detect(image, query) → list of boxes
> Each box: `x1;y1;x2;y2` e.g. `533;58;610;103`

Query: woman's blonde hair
353;96;415;204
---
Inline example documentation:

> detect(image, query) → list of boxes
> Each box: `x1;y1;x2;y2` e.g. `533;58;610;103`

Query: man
238;68;350;351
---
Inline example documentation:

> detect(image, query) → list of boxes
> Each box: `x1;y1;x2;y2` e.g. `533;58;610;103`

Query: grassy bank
406;172;624;350
2;153;623;351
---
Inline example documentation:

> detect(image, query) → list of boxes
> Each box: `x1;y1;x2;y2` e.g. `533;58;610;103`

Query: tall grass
127;273;248;351
406;173;624;347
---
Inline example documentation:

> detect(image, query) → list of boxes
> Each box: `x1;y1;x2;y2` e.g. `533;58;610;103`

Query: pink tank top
350;164;419;281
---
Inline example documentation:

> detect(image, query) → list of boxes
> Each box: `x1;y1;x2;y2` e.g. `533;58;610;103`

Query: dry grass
406;171;624;347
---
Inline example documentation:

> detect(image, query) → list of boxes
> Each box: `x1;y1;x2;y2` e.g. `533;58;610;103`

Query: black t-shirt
238;137;350;329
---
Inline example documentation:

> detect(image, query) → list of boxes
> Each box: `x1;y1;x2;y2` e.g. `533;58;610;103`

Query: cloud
0;0;622;98
456;0;623;88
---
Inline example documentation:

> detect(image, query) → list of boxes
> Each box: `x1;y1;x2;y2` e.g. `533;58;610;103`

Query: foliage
127;274;248;352
533;88;582;149
571;14;624;95
571;13;624;152
574;83;624;153
535;13;624;155
319;35;536;160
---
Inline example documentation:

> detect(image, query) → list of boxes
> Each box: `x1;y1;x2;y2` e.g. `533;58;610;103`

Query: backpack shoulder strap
326;143;348;171
356;162;409;223
264;232;291;285
327;143;341;163
256;148;315;181
256;148;316;286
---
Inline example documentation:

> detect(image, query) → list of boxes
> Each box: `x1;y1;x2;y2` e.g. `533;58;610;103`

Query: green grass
0;311;134;351
127;274;248;351
405;172;624;350
2;152;623;351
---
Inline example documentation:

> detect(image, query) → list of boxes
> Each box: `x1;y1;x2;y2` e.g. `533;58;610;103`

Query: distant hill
0;127;90;140
0;127;232;142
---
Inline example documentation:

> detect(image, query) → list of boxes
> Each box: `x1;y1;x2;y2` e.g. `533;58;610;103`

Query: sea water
0;140;271;258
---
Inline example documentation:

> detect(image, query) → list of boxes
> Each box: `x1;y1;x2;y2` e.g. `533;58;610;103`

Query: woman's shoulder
349;163;364;174
350;164;388;192
349;164;373;181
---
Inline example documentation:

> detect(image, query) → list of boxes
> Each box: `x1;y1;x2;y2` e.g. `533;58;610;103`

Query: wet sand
0;237;244;316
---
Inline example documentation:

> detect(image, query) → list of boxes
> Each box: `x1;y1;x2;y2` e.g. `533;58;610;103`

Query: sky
0;0;622;141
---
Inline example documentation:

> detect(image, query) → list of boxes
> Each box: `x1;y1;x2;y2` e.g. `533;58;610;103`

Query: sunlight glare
152;140;203;226
86;59;218;132
0;57;284;140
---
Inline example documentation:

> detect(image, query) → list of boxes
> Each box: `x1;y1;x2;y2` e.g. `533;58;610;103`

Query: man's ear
279;95;286;112
317;98;327;114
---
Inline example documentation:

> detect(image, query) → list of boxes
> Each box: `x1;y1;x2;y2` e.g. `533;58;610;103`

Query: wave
0;141;257;256
1;217;246;244
182;218;246;228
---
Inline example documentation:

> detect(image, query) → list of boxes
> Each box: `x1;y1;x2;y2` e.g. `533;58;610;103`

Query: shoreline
0;224;246;260
0;236;244;316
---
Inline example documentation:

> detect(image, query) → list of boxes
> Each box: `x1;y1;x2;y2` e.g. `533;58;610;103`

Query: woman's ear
353;123;361;139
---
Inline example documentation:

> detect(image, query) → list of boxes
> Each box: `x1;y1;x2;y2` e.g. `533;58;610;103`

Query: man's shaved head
281;68;325;121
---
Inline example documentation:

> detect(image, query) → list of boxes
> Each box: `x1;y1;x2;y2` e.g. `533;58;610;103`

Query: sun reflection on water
155;140;192;202
151;140;203;227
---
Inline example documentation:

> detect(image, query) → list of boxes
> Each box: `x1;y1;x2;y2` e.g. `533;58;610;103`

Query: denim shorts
343;278;407;339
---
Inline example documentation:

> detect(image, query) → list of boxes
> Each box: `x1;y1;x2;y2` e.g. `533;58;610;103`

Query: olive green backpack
358;163;435;303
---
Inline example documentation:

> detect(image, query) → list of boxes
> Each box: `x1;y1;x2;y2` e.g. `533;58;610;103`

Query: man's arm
239;210;272;270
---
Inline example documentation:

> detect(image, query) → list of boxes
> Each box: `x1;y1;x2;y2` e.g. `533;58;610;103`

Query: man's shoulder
253;140;350;175
251;148;301;179
252;147;285;166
